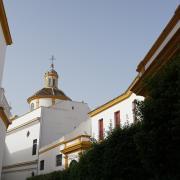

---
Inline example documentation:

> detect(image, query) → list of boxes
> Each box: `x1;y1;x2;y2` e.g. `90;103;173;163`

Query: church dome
27;87;71;103
27;56;71;109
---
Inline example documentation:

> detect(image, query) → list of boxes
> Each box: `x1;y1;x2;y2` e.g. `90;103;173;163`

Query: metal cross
50;55;55;69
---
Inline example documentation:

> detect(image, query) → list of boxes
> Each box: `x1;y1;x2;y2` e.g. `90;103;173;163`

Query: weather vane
50;55;55;69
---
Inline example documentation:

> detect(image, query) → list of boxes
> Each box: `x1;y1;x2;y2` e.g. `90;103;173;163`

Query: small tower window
31;103;34;111
53;79;56;86
48;78;51;86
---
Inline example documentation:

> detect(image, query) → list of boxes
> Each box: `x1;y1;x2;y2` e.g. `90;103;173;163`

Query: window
27;131;30;137
36;100;39;108
98;119;104;140
48;78;51;86
40;160;44;171
56;154;62;166
30;103;34;111
53;79;56;86
114;111;120;128
31;172;35;177
32;139;37;155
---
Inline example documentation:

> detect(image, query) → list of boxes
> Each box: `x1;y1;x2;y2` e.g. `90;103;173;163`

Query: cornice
2;160;37;170
27;95;71;104
137;5;180;72
0;0;12;45
39;141;64;155
7;117;40;133
61;141;91;154
39;135;91;155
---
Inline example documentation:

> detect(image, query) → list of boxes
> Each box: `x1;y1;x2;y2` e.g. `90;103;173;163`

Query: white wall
0;24;7;87
2;109;41;180
30;98;64;110
38;146;64;175
0;22;8;179
40;101;90;147
0;119;6;179
64;119;91;141
2;100;90;179
91;93;144;141
8;108;41;130
2;164;38;180
3;122;40;166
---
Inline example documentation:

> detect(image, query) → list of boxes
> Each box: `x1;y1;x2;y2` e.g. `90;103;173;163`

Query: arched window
31;103;34;111
48;78;51;86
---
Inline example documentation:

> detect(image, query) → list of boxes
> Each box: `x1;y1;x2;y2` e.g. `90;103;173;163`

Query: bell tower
44;56;59;88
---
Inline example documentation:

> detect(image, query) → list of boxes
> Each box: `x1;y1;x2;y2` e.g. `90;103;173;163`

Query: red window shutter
99;119;104;140
114;111;120;128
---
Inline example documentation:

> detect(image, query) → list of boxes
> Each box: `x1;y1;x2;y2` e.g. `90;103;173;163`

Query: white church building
0;0;12;178
1;61;144;180
2;64;91;180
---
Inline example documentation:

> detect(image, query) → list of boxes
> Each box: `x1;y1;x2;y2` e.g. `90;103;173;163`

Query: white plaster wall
38;147;64;175
3;122;40;166
38;119;91;175
64;119;91;141
8;108;41;130
2;167;37;180
91;93;144;140
38;147;80;175
30;98;63;110
30;98;52;109
0;118;6;179
39;98;48;108
40;101;90;147
0;24;7;87
2;107;44;180
0;22;9;180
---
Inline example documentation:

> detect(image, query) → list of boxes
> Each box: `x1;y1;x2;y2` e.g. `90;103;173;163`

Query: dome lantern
44;56;58;88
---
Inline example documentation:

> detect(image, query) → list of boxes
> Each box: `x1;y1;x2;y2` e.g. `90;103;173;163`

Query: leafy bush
135;55;180;180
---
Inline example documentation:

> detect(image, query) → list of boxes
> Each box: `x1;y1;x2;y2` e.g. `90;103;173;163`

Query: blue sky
3;0;179;115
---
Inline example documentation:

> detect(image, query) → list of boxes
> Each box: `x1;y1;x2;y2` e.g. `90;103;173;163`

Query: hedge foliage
27;55;180;180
